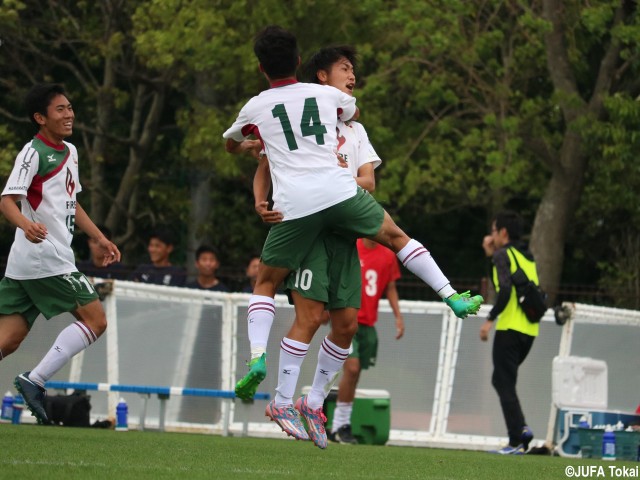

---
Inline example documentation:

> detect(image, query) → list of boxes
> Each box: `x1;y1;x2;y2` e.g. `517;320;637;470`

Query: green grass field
1;424;637;479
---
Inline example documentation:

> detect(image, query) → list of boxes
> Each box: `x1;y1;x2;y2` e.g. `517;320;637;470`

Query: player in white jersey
223;27;483;412
0;84;120;425
252;46;383;448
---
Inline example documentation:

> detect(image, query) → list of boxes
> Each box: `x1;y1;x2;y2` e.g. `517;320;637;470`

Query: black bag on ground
509;249;548;323
43;390;91;427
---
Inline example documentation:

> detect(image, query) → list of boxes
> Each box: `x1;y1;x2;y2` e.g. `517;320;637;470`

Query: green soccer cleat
235;353;267;400
444;291;483;319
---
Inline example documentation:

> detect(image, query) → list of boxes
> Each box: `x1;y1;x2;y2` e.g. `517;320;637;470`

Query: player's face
37;94;74;144
195;252;219;276
148;238;173;265
323;58;355;96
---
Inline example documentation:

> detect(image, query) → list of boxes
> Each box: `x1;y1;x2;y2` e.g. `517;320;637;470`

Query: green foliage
0;1;639;302
358;0;552;215
576;92;640;306
0;125;19;178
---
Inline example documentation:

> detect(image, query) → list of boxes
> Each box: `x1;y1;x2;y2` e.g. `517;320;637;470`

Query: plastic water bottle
115;398;128;431
602;425;616;460
11;394;24;424
578;415;590;429
0;391;14;423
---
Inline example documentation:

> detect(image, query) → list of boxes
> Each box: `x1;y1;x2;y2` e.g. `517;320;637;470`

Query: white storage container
552;356;608;409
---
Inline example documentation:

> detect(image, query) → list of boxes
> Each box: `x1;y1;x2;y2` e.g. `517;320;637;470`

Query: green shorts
350;324;378;370
261;187;384;271
284;232;361;310
0;272;99;328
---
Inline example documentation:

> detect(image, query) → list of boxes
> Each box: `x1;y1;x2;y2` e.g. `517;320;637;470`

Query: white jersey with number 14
223;81;358;220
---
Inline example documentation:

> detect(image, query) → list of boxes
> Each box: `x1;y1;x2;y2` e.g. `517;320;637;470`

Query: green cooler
304;387;391;445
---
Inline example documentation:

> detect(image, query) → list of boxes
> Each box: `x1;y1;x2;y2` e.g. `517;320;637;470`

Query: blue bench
45;381;270;434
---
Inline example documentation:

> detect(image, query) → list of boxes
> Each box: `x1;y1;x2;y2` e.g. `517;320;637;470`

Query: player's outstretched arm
225;138;262;159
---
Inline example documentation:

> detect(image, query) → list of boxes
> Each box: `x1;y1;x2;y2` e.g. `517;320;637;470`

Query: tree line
0;0;638;308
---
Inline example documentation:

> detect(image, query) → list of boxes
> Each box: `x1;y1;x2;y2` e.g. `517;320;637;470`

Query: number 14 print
272;97;327;151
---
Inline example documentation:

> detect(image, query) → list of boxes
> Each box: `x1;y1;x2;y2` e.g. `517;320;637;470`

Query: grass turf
0;424;636;479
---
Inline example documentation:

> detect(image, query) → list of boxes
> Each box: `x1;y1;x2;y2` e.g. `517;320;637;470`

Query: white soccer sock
247;295;276;360
332;401;354;433
29;321;97;387
274;337;309;407
307;337;349;410
397;239;456;298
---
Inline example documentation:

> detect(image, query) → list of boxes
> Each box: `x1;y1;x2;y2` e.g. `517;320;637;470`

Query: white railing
1;280;638;450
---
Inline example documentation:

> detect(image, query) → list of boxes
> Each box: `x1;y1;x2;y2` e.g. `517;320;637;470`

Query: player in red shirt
329;238;404;444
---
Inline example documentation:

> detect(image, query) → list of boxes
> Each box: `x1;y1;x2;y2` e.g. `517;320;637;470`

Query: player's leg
331;325;373;445
236;262;289;400
266;237;331;438
236;216;323;399
0;314;30;360
297;238;360;448
266;292;328;441
327;188;483;318
0;278;35;359
14;273;101;424
28;274;104;388
297;307;357;449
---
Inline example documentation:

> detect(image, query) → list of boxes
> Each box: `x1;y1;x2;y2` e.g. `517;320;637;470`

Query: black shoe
14;372;50;425
334;424;358;445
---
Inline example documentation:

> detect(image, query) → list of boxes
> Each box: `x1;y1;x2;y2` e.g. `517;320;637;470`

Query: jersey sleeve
336;90;357;122
66;142;82;194
222;101;257;142
2;143;39;198
355;123;382;170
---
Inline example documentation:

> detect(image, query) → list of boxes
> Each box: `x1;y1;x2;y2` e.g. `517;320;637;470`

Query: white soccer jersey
2;134;81;279
336;120;382;178
223;81;359;220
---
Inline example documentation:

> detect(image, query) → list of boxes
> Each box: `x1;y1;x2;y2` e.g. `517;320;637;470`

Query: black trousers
491;329;535;446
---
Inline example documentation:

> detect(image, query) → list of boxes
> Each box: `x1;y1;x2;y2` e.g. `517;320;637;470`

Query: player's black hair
302;45;358;84
195;245;219;261
494;211;523;241
25;83;68;129
149;228;176;247
253;25;299;79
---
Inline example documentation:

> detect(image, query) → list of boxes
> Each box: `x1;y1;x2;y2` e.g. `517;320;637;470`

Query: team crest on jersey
336;126;346;152
65;167;75;196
